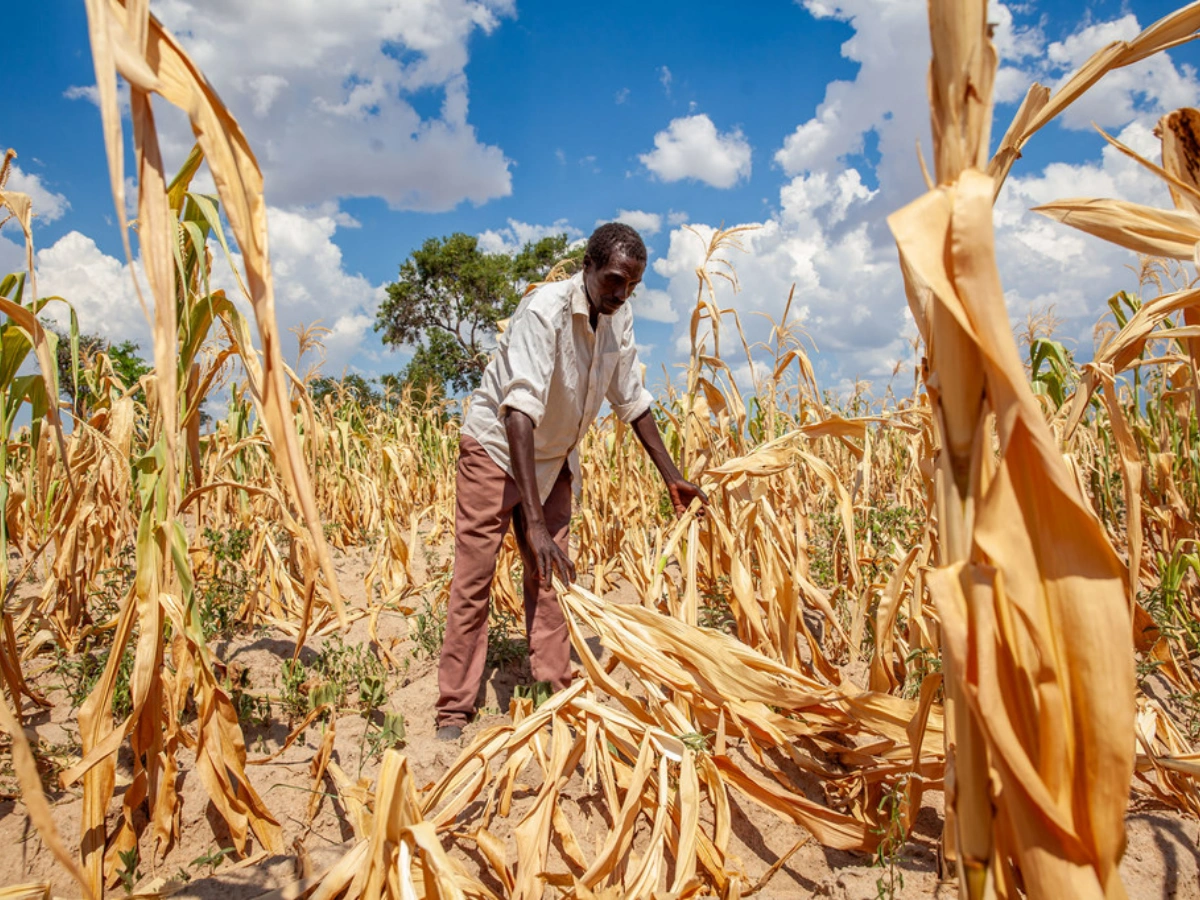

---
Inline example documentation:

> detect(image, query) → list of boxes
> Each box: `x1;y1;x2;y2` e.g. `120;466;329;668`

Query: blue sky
4;0;1199;401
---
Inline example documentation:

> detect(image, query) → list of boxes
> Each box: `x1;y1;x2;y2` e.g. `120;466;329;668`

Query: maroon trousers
435;436;573;728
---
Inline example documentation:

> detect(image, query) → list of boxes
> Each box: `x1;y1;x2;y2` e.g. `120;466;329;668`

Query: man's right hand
526;521;576;585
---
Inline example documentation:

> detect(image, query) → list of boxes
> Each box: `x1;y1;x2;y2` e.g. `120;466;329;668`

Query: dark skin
505;249;708;586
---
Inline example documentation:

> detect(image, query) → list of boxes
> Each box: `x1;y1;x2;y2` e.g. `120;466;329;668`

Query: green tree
108;341;153;392
54;330;152;416
310;373;381;407
375;233;581;396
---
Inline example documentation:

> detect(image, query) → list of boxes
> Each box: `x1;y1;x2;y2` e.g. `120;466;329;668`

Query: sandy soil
1;540;1198;899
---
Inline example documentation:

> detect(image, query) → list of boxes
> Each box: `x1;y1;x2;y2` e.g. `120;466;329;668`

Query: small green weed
698;576;736;635
1136;656;1165;685
860;506;923;584
117;846;141;895
277;636;388;721
55;645;106;709
901;647;943;700
189;846;235;876
513;680;552;708
1142;544;1200;656
54;546;137;712
314;635;386;705
308;681;340;712
656;488;674;521
808;510;840;586
412;600;446;659
224;665;270;728
680;731;712;756
486;607;527;670
359;673;388;712
86;547;135;625
29;737;80;793
1177;691;1200;742
56;642;136;718
360;711;407;777
198;527;253;639
111;646;135;717
872;777;909;900
280;658;308;719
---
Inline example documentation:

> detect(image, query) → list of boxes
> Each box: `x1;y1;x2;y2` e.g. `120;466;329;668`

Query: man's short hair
586;223;647;268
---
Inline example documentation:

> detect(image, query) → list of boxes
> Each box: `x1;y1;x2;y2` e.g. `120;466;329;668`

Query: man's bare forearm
631;409;683;483
631;408;709;516
504;409;546;531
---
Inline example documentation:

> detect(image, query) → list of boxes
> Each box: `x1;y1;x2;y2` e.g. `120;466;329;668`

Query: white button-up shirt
461;272;653;503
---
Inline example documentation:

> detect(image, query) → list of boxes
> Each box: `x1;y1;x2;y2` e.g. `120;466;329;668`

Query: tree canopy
53;330;152;416
309;373;381;407
375;232;581;396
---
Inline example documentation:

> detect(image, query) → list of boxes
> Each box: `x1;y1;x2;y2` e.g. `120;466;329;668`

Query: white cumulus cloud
68;0;516;212
604;209;662;236
244;207;385;370
774;0;932;200
642;2;1200;390
7;166;70;224
477;219;582;255
0;231;26;274
33;207;385;380
653;173;896;379
640;115;752;189
1044;15;1200;131
992;119;1176;332
36;232;147;342
631;287;678;324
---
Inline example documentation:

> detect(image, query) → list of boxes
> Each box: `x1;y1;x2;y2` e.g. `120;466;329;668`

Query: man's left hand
667;478;709;518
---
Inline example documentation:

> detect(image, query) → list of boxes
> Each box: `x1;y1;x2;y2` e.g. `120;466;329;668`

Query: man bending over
435;222;706;740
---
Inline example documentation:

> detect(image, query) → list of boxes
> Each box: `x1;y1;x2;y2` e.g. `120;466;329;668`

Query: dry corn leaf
1033;197;1200;263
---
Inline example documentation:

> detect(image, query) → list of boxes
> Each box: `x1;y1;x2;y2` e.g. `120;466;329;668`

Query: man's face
583;251;645;317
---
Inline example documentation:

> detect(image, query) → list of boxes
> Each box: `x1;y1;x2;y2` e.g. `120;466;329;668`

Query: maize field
3;0;1200;897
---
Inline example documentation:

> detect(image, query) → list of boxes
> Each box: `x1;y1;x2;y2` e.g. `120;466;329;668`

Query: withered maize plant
2;2;1200;899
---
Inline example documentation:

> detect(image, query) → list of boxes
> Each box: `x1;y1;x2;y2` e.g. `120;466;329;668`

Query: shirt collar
569;272;590;319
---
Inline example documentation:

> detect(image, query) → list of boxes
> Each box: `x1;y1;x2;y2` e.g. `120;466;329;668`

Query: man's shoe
436;724;463;742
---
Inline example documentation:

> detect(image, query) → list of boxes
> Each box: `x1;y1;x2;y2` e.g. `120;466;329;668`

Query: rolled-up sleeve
498;306;557;427
607;326;654;423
